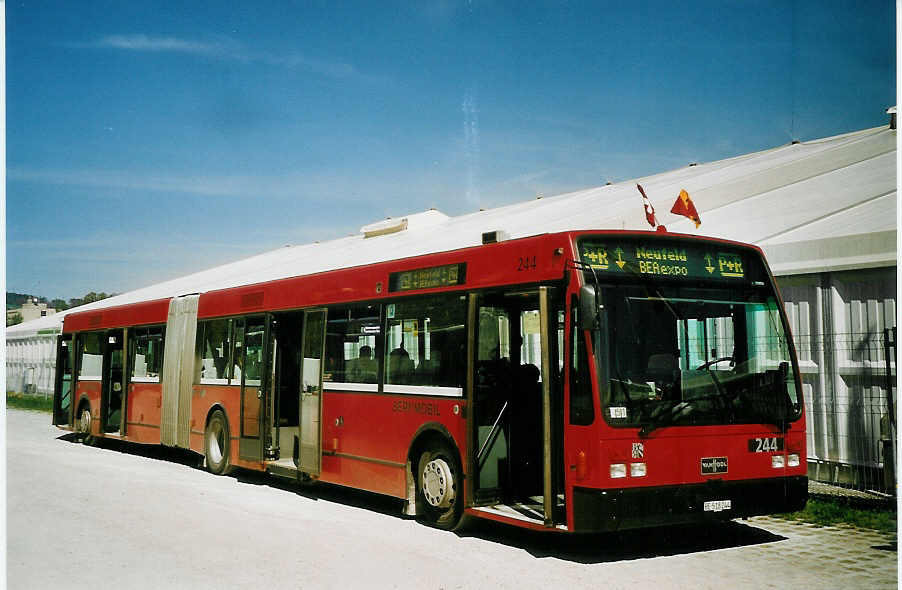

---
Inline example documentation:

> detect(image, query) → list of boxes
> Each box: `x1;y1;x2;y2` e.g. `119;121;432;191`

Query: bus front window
600;284;801;431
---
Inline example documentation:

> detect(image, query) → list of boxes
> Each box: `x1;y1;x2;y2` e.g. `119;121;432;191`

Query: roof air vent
361;217;408;239
482;230;508;244
888;106;897;130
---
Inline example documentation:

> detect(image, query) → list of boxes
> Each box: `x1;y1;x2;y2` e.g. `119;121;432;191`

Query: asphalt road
7;409;898;589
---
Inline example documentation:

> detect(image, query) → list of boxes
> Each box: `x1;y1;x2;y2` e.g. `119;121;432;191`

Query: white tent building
7;118;896;488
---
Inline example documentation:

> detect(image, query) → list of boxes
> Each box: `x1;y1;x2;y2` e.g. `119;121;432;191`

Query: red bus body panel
319;391;467;498
125;382;163;444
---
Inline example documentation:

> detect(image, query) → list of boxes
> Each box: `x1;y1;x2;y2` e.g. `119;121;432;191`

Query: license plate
703;500;732;512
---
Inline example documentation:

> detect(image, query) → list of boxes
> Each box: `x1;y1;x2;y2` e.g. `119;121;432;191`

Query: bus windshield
599;282;802;433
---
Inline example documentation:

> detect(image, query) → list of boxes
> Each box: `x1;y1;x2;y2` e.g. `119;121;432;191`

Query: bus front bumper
572;476;807;532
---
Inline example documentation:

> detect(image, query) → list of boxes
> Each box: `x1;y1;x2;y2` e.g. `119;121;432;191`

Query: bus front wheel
415;439;463;530
204;409;232;476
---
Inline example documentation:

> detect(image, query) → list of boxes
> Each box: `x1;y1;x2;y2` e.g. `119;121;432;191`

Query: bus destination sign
578;240;748;281
389;263;466;292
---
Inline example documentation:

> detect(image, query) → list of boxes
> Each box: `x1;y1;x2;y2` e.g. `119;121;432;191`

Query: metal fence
796;327;896;494
6;332;58;396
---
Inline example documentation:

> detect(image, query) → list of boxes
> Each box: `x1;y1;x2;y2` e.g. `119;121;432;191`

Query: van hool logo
632;442;644;459
701;456;728;474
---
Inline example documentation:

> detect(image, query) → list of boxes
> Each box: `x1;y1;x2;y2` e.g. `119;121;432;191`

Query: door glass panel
475;305;512;491
300;310;325;473
241;319;265;438
104;332;124;432
53;336;74;425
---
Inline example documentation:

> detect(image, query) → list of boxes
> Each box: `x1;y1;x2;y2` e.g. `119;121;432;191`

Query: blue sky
6;1;896;300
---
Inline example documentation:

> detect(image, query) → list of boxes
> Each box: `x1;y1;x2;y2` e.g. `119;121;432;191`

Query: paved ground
808;479;896;508
7;409;898;589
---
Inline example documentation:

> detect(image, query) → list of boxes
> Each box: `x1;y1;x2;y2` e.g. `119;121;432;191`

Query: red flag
636;184;656;228
671;189;701;228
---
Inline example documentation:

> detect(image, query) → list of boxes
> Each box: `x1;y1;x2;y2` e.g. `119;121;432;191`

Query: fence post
882;327;896;493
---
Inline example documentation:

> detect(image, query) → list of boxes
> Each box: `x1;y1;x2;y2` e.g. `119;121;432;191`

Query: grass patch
778;498;897;534
6;392;54;413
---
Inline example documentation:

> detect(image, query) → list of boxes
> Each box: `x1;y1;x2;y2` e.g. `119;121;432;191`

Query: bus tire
77;403;94;446
204;409;232;476
415;438;464;530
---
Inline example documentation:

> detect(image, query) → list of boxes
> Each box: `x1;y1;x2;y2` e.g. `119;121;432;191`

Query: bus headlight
610;463;627;478
630;462;647;477
787;454;800;467
771;455;785;468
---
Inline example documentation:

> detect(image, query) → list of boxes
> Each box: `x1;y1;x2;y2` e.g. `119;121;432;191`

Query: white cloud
96;34;223;56
88;34;360;80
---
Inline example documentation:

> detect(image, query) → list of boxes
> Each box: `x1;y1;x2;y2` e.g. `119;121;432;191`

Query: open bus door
298;309;326;476
52;334;74;426
100;329;126;434
469;286;562;527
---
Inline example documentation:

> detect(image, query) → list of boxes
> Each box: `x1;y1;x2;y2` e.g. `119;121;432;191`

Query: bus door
100;329;126;434
471;287;560;526
238;316;271;461
298;309;326;476
52;334;75;426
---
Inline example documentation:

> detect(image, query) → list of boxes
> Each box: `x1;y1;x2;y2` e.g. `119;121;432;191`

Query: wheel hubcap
208;422;223;465
422;458;455;508
80;410;91;434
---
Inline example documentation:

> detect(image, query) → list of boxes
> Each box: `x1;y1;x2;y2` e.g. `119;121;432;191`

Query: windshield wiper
638;402;692;437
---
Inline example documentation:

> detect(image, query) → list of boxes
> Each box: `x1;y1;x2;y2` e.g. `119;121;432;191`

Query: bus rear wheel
77;404;94;445
415;439;463;530
204;410;232;475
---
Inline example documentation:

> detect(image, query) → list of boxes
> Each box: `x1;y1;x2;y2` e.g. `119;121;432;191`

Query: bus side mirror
579;284;601;330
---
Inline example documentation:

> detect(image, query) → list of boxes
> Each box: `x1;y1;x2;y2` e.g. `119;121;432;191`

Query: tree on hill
7;292;34;307
6;291;115;312
67;292;115;308
7;292;50;307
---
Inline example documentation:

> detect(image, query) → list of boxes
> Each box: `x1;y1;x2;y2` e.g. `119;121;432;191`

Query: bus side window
131;327;164;382
78;332;104;380
385;294;467;389
195;319;233;385
325;304;381;384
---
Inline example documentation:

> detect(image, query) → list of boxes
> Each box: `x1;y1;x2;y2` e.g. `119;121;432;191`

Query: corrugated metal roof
8;124;895;338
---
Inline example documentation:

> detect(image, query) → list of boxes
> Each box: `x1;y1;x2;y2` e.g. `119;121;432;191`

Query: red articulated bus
52;230;807;532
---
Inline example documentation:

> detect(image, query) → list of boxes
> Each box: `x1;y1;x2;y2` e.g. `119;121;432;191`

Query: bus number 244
517;255;537;271
748;437;784;453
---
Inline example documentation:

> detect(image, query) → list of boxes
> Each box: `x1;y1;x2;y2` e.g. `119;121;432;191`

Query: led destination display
389;263;467;292
578;239;754;282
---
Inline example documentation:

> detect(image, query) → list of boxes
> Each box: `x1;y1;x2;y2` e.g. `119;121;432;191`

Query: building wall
779;266;897;489
7;301;57;325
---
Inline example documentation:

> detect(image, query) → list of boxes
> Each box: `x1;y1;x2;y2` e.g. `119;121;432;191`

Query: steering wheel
695;356;734;371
